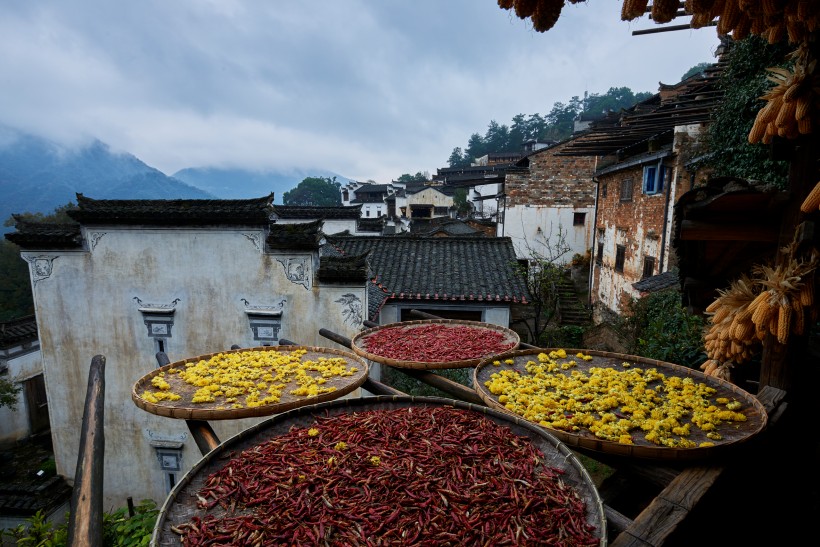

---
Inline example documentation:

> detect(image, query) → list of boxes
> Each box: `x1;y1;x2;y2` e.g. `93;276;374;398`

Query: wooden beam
678;220;779;242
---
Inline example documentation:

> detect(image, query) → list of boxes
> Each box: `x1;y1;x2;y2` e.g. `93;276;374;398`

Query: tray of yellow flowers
132;346;369;420
473;348;768;460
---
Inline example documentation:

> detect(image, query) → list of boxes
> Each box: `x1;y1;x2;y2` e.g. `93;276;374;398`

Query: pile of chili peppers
360;324;516;363
172;406;599;546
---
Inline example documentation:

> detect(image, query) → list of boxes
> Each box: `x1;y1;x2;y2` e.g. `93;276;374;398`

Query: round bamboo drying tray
473;348;768;461
151;396;607;547
350;319;520;370
131;345;368;420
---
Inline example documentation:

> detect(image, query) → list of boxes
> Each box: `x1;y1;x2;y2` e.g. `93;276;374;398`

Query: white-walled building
5;194;369;509
0;315;47;444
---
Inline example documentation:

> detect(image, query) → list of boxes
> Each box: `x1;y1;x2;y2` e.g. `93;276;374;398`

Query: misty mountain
172;167;352;203
0;125;214;232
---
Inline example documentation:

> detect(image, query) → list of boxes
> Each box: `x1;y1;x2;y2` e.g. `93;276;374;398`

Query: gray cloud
0;0;720;181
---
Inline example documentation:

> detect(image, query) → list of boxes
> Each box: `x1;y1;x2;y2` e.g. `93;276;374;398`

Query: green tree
0;380;21;410
512;226;572;344
1;201;77;321
396;172;428;183
681;62;713;80
463;133;487;164
585;87;653;116
453;188;471;217
699;35;792;187
447;147;469;168
282;176;342;206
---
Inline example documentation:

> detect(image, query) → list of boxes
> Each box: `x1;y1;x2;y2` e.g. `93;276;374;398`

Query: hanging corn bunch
749;242;818;345
701;240;818;380
748;45;820;144
800;180;820;212
701;275;762;380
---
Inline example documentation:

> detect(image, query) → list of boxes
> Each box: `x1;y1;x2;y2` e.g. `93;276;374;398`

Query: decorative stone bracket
242;298;286;344
134;297;180;338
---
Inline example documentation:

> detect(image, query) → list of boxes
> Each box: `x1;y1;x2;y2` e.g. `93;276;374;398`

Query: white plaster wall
378;303;510;327
502;205;593;263
273;219;358;236
362;203;386;218
24;226;366;509
406;188;454;209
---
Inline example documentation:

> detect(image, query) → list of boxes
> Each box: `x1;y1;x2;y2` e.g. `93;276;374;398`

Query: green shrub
621;289;707;369
3;499;158;547
538;325;585;349
381;366;472;398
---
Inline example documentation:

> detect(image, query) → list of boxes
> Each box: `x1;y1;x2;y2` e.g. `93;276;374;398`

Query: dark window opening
601;183;608;198
596;242;603;265
400;308;482;322
573;212;586;226
619;179;633;201
615;245;626;273
434;206;449;216
643;164;666;195
643;256;656;279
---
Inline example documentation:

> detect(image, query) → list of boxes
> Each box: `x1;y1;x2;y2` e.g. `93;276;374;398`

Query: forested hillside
447;87;653;167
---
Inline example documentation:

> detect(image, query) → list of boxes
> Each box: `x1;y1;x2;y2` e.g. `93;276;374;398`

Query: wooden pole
759;132;820;392
67;355;106;547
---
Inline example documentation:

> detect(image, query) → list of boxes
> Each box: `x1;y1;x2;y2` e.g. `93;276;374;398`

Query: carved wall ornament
335;293;363;327
25;255;57;286
134;297;180;338
242;297;287;343
88;231;107;251
242;232;263;252
276;256;311;289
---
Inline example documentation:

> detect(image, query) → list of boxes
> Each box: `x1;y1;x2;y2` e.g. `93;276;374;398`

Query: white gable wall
25;225;366;509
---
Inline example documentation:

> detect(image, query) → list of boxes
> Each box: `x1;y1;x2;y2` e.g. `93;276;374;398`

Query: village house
558;63;724;321
5;194;369;508
500;139;597;264
0;315;47;444
340;182;393;219
5;193;531;510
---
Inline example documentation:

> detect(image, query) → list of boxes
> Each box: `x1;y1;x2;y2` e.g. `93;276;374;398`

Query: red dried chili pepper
176;406;599;546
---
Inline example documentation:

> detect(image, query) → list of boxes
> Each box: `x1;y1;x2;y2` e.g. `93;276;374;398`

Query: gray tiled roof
68;193;274;225
272;204;361;220
325;235;531;320
318;253;369;282
632;270;680;293
266;219;323;250
5;221;83;249
410;218;480;236
0;315;37;349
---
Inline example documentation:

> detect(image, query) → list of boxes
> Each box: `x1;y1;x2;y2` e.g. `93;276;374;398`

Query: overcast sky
0;1;721;182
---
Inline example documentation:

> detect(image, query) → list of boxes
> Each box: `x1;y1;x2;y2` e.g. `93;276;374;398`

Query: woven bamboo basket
131;345;368;420
151;396;607;546
473;348;768;461
350;319;520;370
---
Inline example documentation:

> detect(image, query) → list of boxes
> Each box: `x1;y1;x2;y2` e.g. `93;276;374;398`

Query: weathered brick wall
505;140;596;208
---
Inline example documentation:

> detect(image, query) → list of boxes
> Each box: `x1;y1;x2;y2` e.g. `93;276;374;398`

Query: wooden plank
604;504;634;535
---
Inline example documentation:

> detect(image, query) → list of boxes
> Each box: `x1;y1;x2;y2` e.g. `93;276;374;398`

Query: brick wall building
501;138;597;262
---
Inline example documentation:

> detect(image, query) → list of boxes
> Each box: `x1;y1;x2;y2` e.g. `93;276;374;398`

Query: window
619;179;633;201
366;209;370;217
643;164;667;195
596;242;603;265
642;256;656;279
601;183;608;198
434;206;449;216
573;212;586;226
615;245;626;273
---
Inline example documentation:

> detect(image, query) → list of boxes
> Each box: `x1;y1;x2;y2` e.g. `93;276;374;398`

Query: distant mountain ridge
0;125;352;233
0;126;214;232
172;167;352;203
